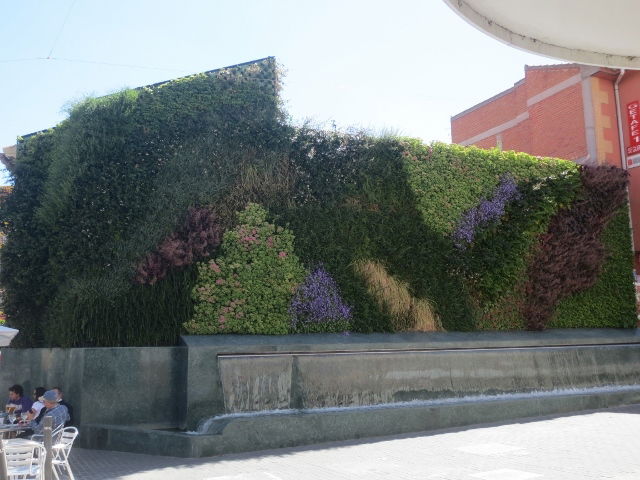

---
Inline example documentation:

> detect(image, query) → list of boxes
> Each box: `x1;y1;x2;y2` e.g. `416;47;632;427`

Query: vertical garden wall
0;57;635;348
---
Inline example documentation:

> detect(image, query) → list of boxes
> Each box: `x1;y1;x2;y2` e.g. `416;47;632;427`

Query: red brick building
451;64;640;272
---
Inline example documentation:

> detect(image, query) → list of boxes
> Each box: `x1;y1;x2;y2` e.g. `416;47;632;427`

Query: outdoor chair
30;424;64;445
51;427;78;480
4;442;46;480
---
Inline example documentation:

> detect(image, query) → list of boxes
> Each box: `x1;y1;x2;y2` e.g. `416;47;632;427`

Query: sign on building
626;101;640;167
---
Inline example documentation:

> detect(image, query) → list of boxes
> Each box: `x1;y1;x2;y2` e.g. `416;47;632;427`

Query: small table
2;438;46;479
3;438;39;447
0;424;27;439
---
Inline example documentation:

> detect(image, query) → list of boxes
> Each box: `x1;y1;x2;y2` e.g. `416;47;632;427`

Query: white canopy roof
0;325;18;347
444;0;640;69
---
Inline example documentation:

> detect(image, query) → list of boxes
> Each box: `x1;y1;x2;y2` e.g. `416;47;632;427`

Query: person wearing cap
25;390;69;436
52;386;74;427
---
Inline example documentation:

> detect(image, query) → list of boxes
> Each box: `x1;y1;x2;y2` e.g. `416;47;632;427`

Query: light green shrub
185;203;306;334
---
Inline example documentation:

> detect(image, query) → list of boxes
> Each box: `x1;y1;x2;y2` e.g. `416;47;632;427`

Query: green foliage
185;204;306;335
1;58;285;346
46;266;196;347
402;141;579;235
276;137;632;333
0;131;55;346
550;207;637;328
276;135;476;332
1;56;634;346
460;173;581;330
398;142;587;330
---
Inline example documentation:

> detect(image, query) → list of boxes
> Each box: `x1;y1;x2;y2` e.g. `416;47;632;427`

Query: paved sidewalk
70;404;640;480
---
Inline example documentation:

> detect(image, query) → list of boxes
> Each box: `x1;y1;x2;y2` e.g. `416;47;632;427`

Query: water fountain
82;329;640;457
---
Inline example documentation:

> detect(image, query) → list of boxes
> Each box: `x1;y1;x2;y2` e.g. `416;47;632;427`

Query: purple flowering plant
453;174;520;248
289;265;352;333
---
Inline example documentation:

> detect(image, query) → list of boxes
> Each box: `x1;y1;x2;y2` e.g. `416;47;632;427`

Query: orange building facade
451;64;640;273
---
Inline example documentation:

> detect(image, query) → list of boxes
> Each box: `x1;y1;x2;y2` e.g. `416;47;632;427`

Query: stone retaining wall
1;329;640;456
0;346;186;428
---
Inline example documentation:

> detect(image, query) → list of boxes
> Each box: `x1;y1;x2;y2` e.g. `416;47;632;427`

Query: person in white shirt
29;387;46;418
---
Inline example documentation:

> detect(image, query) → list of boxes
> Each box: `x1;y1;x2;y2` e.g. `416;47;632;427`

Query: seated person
29;387;47;418
23;390;69;437
6;384;33;417
52;386;74;427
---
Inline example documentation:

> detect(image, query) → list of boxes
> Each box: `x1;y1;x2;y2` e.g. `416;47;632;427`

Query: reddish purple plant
289;266;352;331
135;207;222;285
523;166;629;330
453;174;520;248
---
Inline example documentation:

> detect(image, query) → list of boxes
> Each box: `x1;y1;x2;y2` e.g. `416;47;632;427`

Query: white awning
444;0;640;69
0;326;18;347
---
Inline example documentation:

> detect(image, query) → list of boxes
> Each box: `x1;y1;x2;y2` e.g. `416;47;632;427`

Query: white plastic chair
51;427;78;480
4;442;46;480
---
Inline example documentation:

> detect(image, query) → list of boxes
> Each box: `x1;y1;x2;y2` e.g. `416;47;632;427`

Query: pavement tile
69;404;640;480
469;469;542;480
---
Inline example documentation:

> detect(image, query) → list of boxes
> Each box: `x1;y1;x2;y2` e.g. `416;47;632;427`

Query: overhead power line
47;0;77;59
2;0;190;74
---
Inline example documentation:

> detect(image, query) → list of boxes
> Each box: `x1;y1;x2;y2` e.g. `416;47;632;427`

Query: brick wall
452;85;524;146
451;65;587;161
527;83;587;159
523;65;579;98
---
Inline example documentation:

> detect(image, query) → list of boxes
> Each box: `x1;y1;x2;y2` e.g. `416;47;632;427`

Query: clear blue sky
0;0;555;185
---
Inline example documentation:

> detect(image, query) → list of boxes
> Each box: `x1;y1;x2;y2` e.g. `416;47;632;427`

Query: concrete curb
181;328;640;352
